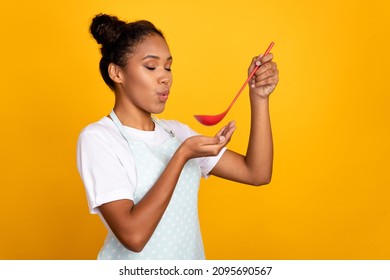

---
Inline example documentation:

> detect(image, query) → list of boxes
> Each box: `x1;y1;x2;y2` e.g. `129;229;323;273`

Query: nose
159;71;171;86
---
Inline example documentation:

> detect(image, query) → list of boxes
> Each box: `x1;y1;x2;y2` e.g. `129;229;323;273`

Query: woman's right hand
178;121;236;160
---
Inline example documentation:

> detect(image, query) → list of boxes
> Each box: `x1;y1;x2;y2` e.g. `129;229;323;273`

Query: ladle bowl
194;42;274;126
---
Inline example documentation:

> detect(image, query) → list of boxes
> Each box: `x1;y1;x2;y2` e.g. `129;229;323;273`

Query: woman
77;13;279;260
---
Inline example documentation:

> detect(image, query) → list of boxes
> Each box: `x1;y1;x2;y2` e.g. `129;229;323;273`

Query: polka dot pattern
98;136;204;260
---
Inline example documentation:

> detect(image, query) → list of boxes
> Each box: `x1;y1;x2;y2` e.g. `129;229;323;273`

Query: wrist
250;93;270;104
173;144;190;164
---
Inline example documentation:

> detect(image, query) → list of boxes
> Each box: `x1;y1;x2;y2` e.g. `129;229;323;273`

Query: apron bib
98;111;205;260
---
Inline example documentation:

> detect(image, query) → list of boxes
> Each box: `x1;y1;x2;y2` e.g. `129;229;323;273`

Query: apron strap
110;110;175;140
109;110;133;143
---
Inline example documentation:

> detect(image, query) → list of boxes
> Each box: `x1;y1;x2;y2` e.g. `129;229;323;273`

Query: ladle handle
227;42;275;111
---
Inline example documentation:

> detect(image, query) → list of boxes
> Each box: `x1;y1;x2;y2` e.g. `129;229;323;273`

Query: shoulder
80;116;115;136
78;116;123;147
76;116;132;169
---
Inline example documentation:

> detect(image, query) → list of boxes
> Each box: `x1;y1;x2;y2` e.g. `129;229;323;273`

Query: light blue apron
97;111;205;260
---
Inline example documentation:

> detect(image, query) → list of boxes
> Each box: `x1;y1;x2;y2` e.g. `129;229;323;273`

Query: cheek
125;70;152;91
139;73;153;88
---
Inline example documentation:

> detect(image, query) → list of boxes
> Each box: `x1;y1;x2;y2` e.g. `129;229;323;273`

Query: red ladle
194;42;274;126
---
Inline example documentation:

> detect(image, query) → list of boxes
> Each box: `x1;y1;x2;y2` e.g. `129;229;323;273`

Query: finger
222;123;236;142
225;121;236;136
215;122;236;145
248;54;263;74
220;121;235;136
247;56;258;74
252;75;279;88
259;53;274;64
215;125;227;137
253;70;278;86
254;70;279;84
215;120;235;137
200;135;225;146
255;61;277;77
253;64;278;85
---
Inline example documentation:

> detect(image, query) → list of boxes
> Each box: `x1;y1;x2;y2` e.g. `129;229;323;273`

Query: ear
108;63;123;84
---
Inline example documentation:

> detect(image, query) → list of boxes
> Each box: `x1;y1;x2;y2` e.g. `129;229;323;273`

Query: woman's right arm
99;127;235;252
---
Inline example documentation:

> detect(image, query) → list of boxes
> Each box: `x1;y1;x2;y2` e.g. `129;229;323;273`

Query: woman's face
118;34;173;115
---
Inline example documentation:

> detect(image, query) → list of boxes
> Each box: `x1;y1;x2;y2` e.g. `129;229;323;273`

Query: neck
112;103;155;131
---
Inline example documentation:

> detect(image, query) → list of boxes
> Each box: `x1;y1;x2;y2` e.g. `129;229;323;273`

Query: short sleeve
77;128;134;214
198;147;227;178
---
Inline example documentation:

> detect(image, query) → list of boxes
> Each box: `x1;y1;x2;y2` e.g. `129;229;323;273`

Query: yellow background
0;0;389;259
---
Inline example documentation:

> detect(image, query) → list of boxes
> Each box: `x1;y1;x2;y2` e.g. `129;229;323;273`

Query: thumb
248;54;262;75
248;56;257;74
209;135;225;145
218;135;226;143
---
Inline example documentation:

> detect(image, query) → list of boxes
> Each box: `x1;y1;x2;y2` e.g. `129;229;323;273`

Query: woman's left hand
248;53;279;98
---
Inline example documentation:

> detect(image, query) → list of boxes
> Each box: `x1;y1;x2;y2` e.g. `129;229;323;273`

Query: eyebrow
142;55;173;61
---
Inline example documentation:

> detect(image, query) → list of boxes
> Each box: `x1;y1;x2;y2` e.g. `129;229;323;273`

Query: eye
145;66;156;70
165;67;172;72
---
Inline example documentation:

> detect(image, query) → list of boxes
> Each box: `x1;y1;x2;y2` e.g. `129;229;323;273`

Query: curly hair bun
90;13;126;46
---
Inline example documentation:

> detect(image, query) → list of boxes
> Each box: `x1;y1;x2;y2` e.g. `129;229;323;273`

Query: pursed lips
157;89;170;102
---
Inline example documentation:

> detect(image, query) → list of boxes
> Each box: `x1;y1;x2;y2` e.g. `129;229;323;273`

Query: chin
151;105;166;114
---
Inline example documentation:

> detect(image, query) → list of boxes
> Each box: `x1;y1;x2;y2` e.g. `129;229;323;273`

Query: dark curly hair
90;13;164;90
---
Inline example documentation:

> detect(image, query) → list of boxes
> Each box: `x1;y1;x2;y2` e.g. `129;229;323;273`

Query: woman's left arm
210;53;279;186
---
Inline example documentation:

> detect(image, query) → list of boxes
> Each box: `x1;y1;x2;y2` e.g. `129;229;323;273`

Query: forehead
133;34;171;59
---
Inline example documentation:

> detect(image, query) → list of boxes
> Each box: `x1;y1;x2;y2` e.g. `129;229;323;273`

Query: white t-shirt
77;116;226;214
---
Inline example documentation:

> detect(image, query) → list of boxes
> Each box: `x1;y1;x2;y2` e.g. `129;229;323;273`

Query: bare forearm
245;96;273;185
